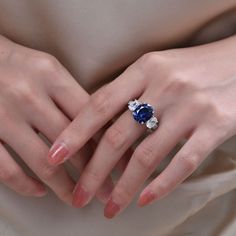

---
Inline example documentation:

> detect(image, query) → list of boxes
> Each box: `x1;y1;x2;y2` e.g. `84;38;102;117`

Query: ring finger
103;100;194;218
72;90;166;207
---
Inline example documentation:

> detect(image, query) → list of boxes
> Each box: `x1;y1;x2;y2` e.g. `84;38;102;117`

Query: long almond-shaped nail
104;198;120;219
138;190;156;207
72;183;90;208
48;143;69;165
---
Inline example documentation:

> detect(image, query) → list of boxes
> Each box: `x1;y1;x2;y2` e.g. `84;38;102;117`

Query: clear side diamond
146;116;158;129
128;100;140;111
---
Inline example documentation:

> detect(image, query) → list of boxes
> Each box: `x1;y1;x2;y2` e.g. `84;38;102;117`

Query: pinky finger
138;125;224;207
0;143;47;197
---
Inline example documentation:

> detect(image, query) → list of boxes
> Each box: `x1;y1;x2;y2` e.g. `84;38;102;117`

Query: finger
72;110;145;208
71;90;165;208
138;124;225;207
69;139;114;204
68;142;93;173
104;105;192;218
29;97;84;171
2;121;75;205
32;100;114;204
0;142;47;197
48;65;146;165
46;65;90;119
95;122;132;174
30;98;69;142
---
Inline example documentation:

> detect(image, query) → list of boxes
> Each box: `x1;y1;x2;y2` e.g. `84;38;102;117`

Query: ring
128;100;159;130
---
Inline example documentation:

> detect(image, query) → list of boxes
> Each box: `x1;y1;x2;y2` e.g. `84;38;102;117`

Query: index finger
47;65;145;165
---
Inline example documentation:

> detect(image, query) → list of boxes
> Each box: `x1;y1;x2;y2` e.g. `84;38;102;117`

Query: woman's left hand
48;36;236;218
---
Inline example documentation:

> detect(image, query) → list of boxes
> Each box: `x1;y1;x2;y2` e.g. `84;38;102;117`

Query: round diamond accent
146;116;158;130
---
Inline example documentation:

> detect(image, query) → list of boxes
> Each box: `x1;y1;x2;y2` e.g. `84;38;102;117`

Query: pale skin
48;35;236;218
0;35;115;205
1;33;236;218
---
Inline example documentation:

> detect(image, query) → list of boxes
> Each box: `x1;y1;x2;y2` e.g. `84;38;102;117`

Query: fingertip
137;190;156;207
104;198;120;219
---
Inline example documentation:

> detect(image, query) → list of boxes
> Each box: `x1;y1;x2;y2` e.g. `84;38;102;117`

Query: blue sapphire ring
128;100;159;130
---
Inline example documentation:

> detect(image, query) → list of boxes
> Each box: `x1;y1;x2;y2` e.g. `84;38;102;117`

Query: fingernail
104;198;120;219
138;190;156;207
48;143;69;165
72;183;90;208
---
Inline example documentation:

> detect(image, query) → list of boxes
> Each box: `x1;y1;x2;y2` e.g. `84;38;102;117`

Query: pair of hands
1;35;236;219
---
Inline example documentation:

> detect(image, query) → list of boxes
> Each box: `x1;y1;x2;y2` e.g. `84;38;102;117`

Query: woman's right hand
0;35;114;204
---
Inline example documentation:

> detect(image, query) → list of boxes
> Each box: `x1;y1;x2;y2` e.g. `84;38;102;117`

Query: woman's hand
48;36;236;217
0;35;114;204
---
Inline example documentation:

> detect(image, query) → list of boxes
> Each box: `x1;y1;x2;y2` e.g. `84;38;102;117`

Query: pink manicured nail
104;198;120;219
138;190;156;207
48;143;69;165
72;183;90;208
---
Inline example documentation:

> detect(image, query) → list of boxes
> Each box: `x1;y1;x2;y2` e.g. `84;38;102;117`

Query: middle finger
72;110;145;207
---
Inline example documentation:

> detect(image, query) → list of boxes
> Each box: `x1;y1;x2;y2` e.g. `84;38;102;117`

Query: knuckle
17;85;36;105
113;184;133;202
6;81;39;107
0;73;41;108
208;102;222;117
133;145;156;170
156;182;169;195
171;75;189;89
90;86;111;115
0;167;19;183
206;102;232;138
104;126;126;150
178;154;199;172
164;74;194;94
192;93;231;131
208;102;229;123
86;168;103;184
40;165;59;181
33;52;60;74
137;52;162;72
191;92;209;109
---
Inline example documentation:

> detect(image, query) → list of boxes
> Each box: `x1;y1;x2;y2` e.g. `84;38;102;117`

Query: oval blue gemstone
133;103;153;124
